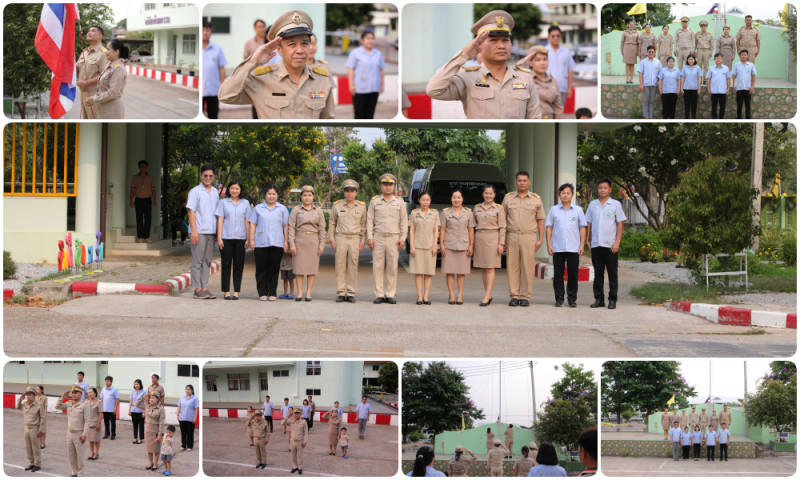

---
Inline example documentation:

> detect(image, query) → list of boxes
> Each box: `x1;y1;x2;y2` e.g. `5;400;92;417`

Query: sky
421;360;595;428
675;4;783;22
352;128;504;148
676;359;780;404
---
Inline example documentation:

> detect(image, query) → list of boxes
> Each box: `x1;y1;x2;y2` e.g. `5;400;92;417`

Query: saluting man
251;411;270;469
426;10;541;119
504;424;515;459
289;408;309;474
502;171;545;306
366;174;408;304
75;26;110;119
57;386;90;478
219;10;334;119
330;179;367;303
18;389;46;472
674;17;695;71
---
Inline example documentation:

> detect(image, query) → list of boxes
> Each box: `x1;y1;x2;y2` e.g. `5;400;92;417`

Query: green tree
601;3;675;33
402;361;485;445
550;363;598;414
383;128;505;171
307;127;357;204
536;399;595;459
767;362;797;382
326;4;374;31
744;374;797;439
377;362;399;393
474;4;542;42
3;3;113;117
342;138;398;198
781;6;798;65
601;361;628;424
662;157;761;284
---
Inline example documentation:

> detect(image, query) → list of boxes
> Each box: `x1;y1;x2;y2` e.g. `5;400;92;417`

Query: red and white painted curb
164;261;220;294
3;288;13;302
666;302;797;329
126;65;199;89
72;261;220;297
203;408;398;426
535;262;595;282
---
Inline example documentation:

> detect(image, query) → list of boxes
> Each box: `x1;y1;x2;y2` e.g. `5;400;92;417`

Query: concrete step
115;234;165;244
112;239;173;250
110;243;189;257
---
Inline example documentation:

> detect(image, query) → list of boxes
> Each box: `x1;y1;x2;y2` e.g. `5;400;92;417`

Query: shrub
3;250;17;280
619;227;664;259
639;244;658;262
409;434;420;442
620;448;630;457
622;411;632;421
681;251;702;270
780;230;797;266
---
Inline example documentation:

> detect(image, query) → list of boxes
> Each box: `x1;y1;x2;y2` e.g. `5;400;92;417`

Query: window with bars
4;124;79;196
206;375;217;392
305;389;321;396
227;373;250;391
206;16;231;34
260;372;269;391
43;361;81;364
10;361;25;364
182;34;196;55
306;361;321;376
372;365;381;371
272;370;289;377
178;364;199;377
144;4;156;10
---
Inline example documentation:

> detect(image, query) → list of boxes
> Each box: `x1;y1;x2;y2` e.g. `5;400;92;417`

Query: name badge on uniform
475;83;489;88
273;93;286;96
512;82;528;90
527;202;533;206
571;216;577;221
356;210;362;214
310;91;325;99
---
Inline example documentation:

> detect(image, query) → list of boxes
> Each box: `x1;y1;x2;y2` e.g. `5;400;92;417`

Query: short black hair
152;373;160;380
666;56;675;64
105;376;113;382
254;19;266;27
138;160;148;167
714;53;723;59
626;18;635;24
739;48;749;55
516;171;530;179
578;427;597;460
558;183;574;194
78;371;85;376
548;25;562;34
536;442;560;466
202;19;212;30
266;395;270;399
646;45;655;51
596;177;612;188
90;25;105;36
284;397;289;401
227;179;243;194
90;387;98;396
361;30;375;40
685;53;697;66
200;164;215;174
167;425;176;432
662;25;669;30
362;395;367;400
186;384;194;394
575;107;592;119
483;184;496;194
745;15;753;19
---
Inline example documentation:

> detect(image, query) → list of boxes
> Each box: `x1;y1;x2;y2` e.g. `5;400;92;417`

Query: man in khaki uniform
56;386;90;477
426;10;541;119
671;410;681;432
710;408;720;430
674;17;695;71
504;424;514;458
487;437;508;476
330;179;367;303
502;171;545;306
736;15;762;64
17;389;45;472
219;10;334;119
130;160;157;244
699;407;709;432
679;410;689;429
694;21;714;82
719;405;732;429
251;411;270;469
366;173;408;304
75;26;110;119
147;374;165;405
289;409;309;474
688;406;699;430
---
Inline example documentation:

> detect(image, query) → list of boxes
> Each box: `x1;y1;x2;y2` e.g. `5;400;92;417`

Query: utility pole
744;361;749;437
751;123;765;250
530;361;538;443
499;360;502;424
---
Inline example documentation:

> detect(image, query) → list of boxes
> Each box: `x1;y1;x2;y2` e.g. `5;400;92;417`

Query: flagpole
75;6;97;119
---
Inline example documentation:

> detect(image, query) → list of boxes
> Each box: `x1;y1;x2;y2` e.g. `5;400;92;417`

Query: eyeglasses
202;174;214;179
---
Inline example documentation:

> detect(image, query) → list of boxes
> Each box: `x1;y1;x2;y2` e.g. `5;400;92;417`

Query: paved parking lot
601;456;796;477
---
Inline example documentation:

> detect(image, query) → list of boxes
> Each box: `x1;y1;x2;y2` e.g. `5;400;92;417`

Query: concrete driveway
601;455;796;476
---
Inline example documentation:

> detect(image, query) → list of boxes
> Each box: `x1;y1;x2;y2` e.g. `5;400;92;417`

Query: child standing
340;427;349;458
279;252;296;299
161;425;175;476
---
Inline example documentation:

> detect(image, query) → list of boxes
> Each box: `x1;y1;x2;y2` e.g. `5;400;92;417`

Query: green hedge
3;250;16;280
618;228;664;259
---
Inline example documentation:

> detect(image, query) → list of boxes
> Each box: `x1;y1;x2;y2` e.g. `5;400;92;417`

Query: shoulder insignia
358;201;365;205
515;65;531;73
465;207;471;211
532;193;540;198
101;47;107;52
312;66;329;76
476;204;481;209
463;65;481;71
319;59;328;64
430;208;437;212
495;203;501;208
114;63;120;68
372;195;380;199
443;207;450;211
505;192;513;196
334;200;340;205
254;65;273;76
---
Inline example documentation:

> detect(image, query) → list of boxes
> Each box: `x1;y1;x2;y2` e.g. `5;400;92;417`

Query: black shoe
111;435;115;440
608;300;617;309
40;445;45;449
555;300;564;307
424;300;431;305
568;300;577;308
103;435;109;439
479;300;490;307
31;467;40;472
448;300;455;305
71;475;78;477
724;459;727;461
385;297;396;304
256;464;261;468
260;464;266;468
295;297;303;302
509;298;519;306
590;299;605;308
298;469;303;475
250;444;254;447
291;468;298;473
416;300;423;305
346;296;355;303
519;300;530;307
232;296;239;300
25;466;34;471
456;301;463;305
304;298;312;302
336;296;346;303
373;297;384;304
224;295;231;300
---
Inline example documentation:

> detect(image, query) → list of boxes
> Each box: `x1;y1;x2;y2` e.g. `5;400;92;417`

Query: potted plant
176;59;186;74
188;62;197;76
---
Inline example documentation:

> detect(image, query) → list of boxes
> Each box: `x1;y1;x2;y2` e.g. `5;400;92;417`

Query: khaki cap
701;407;706;411
699;20;708;26
342;179;359;190
471;10;514;36
268;10;314;41
149;391;161;398
301;185;315;193
254;411;263;416
529;441;538;450
455;445;464;452
493;438;502;445
379;173;397;184
681;16;690;22
71;386;84;393
25;389;36;395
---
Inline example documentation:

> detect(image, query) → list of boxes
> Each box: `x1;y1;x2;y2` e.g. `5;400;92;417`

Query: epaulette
464;207;471;211
334;200;340;205
312;66;328;76
372;195;380;199
101;47;107;52
254;65;273;76
358;201;365;205
515;65;531;73
319;59;328;64
114;63;121;68
443;207;450;211
476;204;482;209
532;193;540;198
495;203;501;208
430;208;437;212
463;65;481;71
505;192;513;196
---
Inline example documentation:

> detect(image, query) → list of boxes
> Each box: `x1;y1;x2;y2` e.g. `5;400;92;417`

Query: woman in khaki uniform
716;25;736;69
486;427;495;452
323;409;342;455
658;26;674;68
245;406;255;446
408;192;440;305
528;46;564;119
85;388;103;460
621;20;640;83
85;39;129;119
639;24;657;61
439;189;475;305
288;186;326;302
473;184;506;306
447;445;477;477
134;392;166;471
34;386;47;449
513;446;537;477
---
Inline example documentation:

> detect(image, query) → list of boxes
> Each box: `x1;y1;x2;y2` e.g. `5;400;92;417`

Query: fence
3;123;79;196
761;195;797;230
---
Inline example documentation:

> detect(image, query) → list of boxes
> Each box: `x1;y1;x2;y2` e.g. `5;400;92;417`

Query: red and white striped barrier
202;408;398;426
73;261;220;297
3;288;13;302
534;262;594;282
126;65;199;89
666;302;797;330
164;261;220;294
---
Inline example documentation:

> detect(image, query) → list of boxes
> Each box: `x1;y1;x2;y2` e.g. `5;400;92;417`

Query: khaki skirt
623;43;639;64
144;424;161;454
87;424;102;442
409;248;436;276
441;249;470;275
473;231;502;268
293;232;321;275
328;426;340;446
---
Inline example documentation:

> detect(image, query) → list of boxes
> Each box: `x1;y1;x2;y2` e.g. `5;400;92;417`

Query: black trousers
172;206;187;241
309;415;314;429
103;412;116;437
134;197;152;239
552;251;580;302
179;420;195;449
693;443;701;458
682;445;690;459
736;90;752;119
220;238;246;293
251;106;258;119
711;94;727;119
661;93;677;119
305;418;312;430
707;445;715;460
265;415;273;432
203;96;219;119
353;92;379;119
719;443;728;460
683;90;698;119
255;246;284;297
591;247;619;301
131;412;144;440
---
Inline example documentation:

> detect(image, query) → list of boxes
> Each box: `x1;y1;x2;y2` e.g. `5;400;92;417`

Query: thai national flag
34;3;80;119
706;3;721;14
705;395;711;403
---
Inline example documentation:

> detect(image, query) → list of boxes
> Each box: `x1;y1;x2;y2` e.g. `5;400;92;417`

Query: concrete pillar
557;123;579;193
75;123;102;234
106;123;127;230
126;124;146;228
531;124;555;208
504;124;520;191
145;123;163;239
402;4;473;85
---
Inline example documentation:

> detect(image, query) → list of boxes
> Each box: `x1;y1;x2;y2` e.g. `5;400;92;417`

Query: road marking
203;459;342;476
657;460;668;470
779;458;796;468
4;463;61;476
178;98;199;105
242;347;455;357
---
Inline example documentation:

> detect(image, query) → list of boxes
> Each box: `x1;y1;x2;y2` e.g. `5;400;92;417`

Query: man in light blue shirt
585;178;627;310
637;46;661;118
718;423;731;461
331;401;344;419
202;20;227;119
731;49;757;119
74;371;90;402
705;425;719;461
546;26;575;105
545;183;587;308
187;164;220;299
668;422;682;461
705;54;731;119
99;376;119;440
262;396;274;432
355;396;372;439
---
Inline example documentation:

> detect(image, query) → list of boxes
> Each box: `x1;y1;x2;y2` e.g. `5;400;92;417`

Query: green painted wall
433;423;536;455
601;15;791;81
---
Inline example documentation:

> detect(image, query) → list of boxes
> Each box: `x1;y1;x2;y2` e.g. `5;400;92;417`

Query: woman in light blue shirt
691;425;703;460
346;31;385;119
657;57;681;119
528;442;567;477
176;385;199;451
215;180;252;300
680;427;693;460
407;446;446;477
678;54;702;119
128;379;146;445
301;399;313;430
248;185;289;301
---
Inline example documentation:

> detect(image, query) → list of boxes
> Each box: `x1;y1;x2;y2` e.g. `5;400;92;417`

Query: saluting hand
462;31;490;60
253;37;282;65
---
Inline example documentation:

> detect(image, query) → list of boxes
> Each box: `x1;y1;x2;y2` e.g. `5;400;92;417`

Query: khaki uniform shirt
717;35;736;52
694;32;714;50
243;37;267;60
736;26;762;47
488;447;505;468
440;207;475;251
409;208;440;250
148;384;165;405
639;33;657;54
699;413;709;426
328;200;367;242
219;57;334;119
447;455;475;476
679;414;689;429
135;397;166;435
85;399;103;427
676;28;695;49
252;420;270;439
671;414;681;428
56;399;90;435
426;51;542;119
288;205;326;249
719;411;732;427
688;412;700;427
658;34;674;54
661;413;672;429
504;427;514;442
18;396;46;427
289;418;309;443
131;174;156;199
502;191;545;233
77;44;110;97
474;202;507;245
620;31;639;50
366;195;408;242
514;456;537;477
534;73;563;119
710;414;720;429
93;62;127;118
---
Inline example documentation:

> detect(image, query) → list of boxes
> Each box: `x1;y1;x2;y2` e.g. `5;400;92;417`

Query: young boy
575;108;592;119
340;427;349;458
161;425;176;476
279;252;296;299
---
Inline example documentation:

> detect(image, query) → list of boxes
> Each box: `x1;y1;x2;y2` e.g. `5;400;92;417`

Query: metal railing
4;123;79;196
